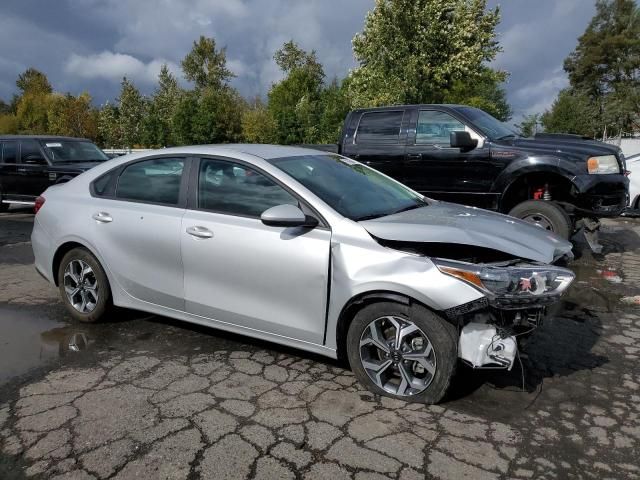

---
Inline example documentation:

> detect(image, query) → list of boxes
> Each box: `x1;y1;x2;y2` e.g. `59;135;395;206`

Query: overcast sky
0;0;599;122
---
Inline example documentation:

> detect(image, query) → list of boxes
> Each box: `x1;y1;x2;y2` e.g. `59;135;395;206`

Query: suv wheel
346;302;457;404
509;200;572;239
57;248;112;323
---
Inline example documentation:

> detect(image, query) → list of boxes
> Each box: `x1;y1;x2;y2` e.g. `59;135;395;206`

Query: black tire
346;301;457;404
57;247;112;323
508;200;572;239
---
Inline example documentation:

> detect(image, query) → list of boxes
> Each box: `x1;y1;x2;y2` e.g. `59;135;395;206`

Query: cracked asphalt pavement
1;209;639;479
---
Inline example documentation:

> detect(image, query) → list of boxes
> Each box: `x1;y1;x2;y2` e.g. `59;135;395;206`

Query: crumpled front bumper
572;174;629;217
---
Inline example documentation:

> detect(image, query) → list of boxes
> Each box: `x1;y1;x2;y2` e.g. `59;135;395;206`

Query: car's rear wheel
57;248;112;323
509;200;572;239
346;301;457;404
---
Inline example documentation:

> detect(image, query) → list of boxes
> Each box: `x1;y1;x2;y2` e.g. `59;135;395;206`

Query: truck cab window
1;141;17;163
417;111;465;146
20;140;47;164
356;111;403;144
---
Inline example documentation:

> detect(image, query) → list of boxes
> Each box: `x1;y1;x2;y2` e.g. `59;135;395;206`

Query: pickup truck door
17;140;52;197
0;141;19;196
403;109;499;210
345;110;407;180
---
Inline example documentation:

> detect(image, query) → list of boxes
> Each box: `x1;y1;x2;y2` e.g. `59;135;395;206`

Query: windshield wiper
390;203;425;215
356;202;425;221
496;134;519;141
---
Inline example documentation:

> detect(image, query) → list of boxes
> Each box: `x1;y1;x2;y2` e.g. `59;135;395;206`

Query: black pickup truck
310;105;629;242
0;135;109;211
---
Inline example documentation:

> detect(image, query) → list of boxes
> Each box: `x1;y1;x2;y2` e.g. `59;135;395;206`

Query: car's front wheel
346;301;457;404
57;248;112;323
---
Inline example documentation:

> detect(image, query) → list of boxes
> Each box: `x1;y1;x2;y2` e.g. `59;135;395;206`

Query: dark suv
0;135;108;211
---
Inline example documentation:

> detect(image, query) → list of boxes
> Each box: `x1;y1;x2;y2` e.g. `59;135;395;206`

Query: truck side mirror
450;131;478;151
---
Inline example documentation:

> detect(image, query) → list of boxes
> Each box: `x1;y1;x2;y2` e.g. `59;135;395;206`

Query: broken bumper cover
572;174;629;217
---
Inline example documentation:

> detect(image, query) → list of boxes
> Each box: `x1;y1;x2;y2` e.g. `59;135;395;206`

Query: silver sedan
32;145;575;403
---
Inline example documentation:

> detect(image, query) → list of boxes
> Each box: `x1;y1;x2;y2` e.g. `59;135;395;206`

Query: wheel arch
52;240;103;286
334;290;452;362
499;170;578;214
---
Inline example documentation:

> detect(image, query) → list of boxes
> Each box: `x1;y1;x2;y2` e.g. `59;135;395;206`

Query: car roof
130;144;330;160
0;135;91;142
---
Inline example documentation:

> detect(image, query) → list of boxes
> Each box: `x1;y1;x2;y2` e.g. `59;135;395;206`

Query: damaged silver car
32;145;575;403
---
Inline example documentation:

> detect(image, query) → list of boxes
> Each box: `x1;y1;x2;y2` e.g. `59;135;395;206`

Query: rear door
404;109;496;208
0;141;19;197
89;156;189;309
348;110;407;181
18;139;51;197
181;157;331;344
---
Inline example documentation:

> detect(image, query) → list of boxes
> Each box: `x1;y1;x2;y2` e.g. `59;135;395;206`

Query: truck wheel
57;248;112;323
509;200;572;239
346;302;457;404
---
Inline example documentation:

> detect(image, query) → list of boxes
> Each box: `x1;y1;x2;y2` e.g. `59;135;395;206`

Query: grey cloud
0;0;596;118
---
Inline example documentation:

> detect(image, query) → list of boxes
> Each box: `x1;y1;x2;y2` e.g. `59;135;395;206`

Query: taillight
34;196;46;214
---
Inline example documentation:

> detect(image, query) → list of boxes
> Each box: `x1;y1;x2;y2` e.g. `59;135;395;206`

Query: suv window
198;158;297;217
116;157;184;205
0;141;17;163
356;111;403;144
20;140;47;164
417;111;465;145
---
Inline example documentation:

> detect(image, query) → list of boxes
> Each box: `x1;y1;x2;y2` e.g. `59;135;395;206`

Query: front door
0;141;19;197
181;157;331;345
89;156;188;309
404;110;497;209
18;140;51;197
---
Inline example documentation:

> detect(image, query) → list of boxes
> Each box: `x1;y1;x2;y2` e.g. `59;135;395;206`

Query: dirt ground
1;208;639;479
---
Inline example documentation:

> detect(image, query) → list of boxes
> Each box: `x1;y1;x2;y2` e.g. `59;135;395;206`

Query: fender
492;155;581;196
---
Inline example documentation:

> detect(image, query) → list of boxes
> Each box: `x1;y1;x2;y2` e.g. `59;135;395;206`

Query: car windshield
455;106;519;141
41;140;109;162
269;154;426;221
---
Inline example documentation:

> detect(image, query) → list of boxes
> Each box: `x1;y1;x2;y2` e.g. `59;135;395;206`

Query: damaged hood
359;202;573;264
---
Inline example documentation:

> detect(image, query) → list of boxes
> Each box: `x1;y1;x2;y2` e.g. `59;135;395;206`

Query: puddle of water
0;305;92;385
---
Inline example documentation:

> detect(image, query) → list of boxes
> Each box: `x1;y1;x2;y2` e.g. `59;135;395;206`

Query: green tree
444;68;511;121
16;68;52;95
117;77;147;148
143;65;182;147
516;113;541;137
541;89;597;136
317;78;352;143
241;97;278;143
98;102;121;148
182;36;235;91
47;92;98;139
267;41;325;144
561;0;640;135
348;0;504;108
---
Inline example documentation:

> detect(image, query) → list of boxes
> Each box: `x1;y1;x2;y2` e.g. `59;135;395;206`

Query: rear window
0;141;17;163
41;140;108;162
355;111;403;144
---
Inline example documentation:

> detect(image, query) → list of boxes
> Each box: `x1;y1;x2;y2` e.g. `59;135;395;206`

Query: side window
416;111;465;145
356;111;404;144
20;140;47;164
198;158;297;217
1;141;17;163
92;171;117;197
116;157;184;205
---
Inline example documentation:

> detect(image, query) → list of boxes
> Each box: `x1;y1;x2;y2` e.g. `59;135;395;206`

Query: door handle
17;168;28;173
186;226;213;239
92;212;113;223
406;153;423;162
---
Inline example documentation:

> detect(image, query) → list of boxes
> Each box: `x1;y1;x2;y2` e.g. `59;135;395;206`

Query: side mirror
450;131;478;151
261;204;316;228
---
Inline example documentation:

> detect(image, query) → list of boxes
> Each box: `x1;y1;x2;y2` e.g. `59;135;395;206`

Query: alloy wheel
359;315;437;396
63;259;99;313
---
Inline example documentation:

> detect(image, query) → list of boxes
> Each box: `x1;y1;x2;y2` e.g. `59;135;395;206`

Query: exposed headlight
587;155;620;174
434;259;575;302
